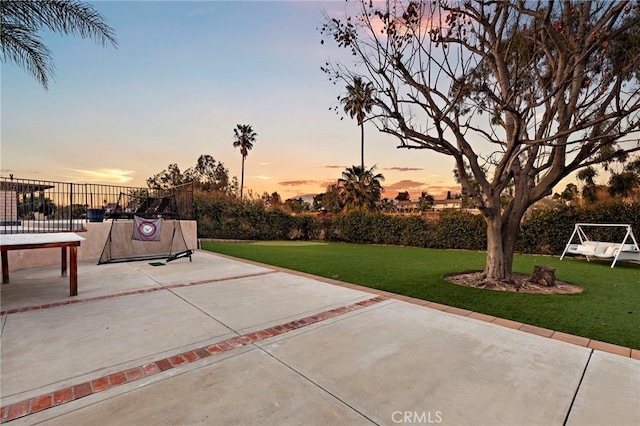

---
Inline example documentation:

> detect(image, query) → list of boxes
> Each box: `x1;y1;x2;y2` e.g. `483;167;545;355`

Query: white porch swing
560;223;640;267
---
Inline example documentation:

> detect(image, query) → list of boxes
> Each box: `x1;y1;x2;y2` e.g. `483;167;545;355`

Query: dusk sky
3;1;494;200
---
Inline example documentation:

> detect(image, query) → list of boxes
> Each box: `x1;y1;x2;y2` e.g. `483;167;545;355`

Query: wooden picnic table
0;232;85;296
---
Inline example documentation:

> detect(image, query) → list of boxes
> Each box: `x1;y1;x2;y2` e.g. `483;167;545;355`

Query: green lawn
201;241;640;350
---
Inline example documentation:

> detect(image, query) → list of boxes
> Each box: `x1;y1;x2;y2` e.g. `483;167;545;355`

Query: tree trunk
484;215;513;281
483;199;527;282
240;157;245;200
360;122;365;170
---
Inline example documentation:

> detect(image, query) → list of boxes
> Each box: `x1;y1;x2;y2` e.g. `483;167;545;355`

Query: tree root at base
442;271;583;294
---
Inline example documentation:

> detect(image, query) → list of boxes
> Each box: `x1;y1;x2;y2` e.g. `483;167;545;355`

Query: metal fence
0;177;193;234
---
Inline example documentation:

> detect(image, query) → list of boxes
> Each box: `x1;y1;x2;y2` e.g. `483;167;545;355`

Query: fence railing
0;177;193;234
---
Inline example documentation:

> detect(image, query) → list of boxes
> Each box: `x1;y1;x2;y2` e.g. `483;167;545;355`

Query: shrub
399;215;433;247
517;201;640;255
517;204;579;254
290;214;323;240
430;209;486;250
330;210;374;243
194;191;638;256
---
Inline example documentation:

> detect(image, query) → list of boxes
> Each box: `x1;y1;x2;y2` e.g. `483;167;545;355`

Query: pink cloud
277;179;340;191
278;180;320;187
384;180;427;192
384;167;424;172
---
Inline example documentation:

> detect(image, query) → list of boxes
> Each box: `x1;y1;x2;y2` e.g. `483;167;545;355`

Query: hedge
517;202;640;254
195;193;639;255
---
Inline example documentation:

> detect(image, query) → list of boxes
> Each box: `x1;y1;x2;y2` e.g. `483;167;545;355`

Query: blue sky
2;0;466;200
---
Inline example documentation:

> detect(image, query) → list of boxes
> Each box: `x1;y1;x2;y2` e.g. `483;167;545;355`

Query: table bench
1;233;85;296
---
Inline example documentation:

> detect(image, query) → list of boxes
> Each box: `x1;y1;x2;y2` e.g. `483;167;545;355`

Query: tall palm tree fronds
0;0;117;90
340;76;374;170
232;124;257;200
339;164;384;212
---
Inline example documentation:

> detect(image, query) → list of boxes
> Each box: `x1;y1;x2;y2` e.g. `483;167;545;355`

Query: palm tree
339;165;384;212
0;0;117;90
232;124;257;200
340;76;374;169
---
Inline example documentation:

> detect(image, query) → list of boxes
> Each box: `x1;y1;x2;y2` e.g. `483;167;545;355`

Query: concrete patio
1;250;639;425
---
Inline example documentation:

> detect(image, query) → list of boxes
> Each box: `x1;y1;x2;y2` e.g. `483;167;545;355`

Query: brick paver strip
587;340;632;357
52;389;72;406
29;395;52;414
0;271;277;316
108;372;127;386
72;383;92;399
551;331;591;347
404;298;431;307
0;296;387;423
3;257;638;422
90;377;110;393
5;401;28;423
490;317;524;329
124;368;144;381
424;302;449;311
443;306;473;317
519;324;555;338
466;312;497;323
261;256;640;360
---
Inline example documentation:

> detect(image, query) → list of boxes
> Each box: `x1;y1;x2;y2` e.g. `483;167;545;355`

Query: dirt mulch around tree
443;271;583;294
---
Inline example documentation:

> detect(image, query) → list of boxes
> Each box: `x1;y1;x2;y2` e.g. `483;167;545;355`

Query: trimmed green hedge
195;193;639;255
195;193;318;241
517;202;640;254
431;210;486;250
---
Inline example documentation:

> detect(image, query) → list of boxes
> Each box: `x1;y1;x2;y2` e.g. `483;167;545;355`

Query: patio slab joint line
0;295;388;423
562;349;594;426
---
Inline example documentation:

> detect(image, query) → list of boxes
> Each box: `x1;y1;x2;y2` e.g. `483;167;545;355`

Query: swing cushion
568;241;637;258
572;242;620;257
595;245;608;254
575;244;596;254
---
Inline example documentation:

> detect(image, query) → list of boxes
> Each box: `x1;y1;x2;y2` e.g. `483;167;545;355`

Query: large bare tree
321;0;640;282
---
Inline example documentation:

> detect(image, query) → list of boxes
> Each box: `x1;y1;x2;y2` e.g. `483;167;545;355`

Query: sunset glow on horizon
2;1;474;201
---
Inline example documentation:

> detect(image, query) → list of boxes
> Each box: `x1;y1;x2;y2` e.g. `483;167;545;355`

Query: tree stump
529;266;556;287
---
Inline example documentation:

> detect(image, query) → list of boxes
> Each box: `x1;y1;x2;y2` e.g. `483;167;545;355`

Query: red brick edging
2;251;638;422
0;296;387;423
230;255;640;361
414;299;640;360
